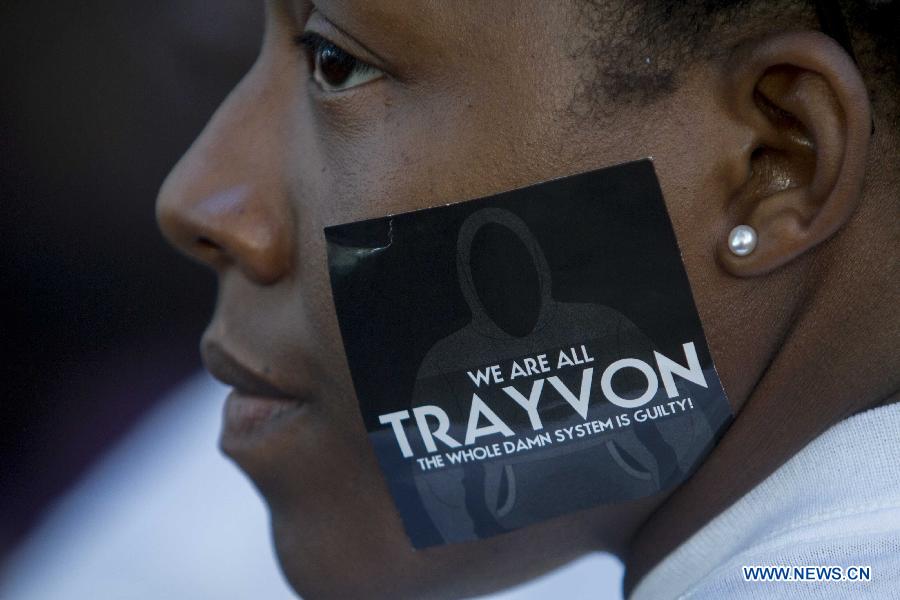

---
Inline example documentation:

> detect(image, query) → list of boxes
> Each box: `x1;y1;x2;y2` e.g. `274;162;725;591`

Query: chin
215;392;611;599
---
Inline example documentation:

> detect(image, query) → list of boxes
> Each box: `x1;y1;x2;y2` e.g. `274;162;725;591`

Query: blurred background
0;1;624;597
1;0;259;554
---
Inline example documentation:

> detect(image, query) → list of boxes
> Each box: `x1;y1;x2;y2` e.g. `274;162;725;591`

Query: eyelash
294;31;380;91
295;31;336;63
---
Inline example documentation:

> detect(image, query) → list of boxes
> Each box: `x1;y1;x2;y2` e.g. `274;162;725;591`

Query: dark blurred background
1;0;264;558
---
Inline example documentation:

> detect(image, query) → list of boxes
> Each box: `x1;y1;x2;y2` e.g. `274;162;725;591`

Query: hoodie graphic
410;208;713;544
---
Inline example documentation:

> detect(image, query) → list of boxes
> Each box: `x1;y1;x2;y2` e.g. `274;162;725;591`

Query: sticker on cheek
324;159;733;548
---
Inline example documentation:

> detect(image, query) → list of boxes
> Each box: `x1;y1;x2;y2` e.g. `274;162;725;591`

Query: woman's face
158;1;739;597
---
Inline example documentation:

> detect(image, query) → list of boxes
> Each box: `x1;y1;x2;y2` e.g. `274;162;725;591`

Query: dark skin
156;1;898;597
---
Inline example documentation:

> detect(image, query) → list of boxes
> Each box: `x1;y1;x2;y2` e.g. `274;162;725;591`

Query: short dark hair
575;0;898;122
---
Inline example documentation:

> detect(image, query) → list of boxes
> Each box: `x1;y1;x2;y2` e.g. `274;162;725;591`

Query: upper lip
201;338;297;400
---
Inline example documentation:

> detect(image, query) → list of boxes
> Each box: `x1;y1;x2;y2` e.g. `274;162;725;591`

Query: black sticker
325;160;732;548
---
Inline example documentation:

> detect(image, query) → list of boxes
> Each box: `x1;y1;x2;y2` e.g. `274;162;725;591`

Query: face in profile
155;0;842;597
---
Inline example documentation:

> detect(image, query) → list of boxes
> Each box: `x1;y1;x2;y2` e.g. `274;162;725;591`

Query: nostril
193;236;228;267
196;236;221;251
160;183;292;283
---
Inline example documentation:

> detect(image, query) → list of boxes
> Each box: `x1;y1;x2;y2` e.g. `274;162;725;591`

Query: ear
717;31;872;276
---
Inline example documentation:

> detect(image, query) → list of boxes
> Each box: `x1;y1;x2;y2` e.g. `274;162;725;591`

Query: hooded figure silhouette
410;207;713;544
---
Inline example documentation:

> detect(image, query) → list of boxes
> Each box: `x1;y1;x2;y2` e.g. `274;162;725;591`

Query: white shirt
631;402;900;599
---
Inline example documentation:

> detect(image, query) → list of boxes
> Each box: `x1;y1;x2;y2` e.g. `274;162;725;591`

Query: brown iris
297;31;380;91
316;44;357;88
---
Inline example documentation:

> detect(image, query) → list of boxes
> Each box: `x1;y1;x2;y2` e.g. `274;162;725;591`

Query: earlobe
716;31;872;277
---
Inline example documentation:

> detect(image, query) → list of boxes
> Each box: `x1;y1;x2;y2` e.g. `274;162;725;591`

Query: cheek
270;66;717;596
299;84;589;229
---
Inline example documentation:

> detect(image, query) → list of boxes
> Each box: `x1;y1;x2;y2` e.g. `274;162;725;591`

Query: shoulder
632;403;900;600
680;504;900;598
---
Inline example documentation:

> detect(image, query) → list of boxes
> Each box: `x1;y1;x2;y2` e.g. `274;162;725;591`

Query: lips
202;339;295;398
201;338;307;438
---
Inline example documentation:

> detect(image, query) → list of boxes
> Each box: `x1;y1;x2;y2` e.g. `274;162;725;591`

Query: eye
296;32;383;92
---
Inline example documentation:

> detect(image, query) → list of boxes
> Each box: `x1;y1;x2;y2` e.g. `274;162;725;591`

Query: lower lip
222;390;305;439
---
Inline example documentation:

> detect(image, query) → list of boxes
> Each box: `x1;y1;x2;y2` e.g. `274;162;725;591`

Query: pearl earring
728;225;757;257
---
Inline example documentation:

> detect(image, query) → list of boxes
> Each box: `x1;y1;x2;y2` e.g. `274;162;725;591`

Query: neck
622;186;900;594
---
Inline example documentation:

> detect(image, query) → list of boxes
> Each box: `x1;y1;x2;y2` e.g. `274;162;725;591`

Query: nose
156;62;294;285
